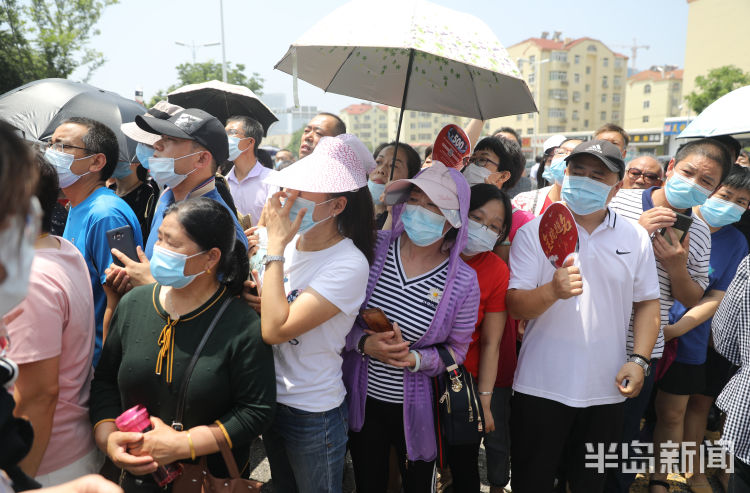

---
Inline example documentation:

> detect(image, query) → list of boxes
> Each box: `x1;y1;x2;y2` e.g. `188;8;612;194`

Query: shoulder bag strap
208;426;242;478
172;297;233;430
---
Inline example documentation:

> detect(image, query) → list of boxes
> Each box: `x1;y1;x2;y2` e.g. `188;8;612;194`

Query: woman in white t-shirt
258;135;375;493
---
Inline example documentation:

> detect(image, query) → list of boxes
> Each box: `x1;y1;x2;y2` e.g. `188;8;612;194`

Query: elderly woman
90;197;275;493
343;162;480;492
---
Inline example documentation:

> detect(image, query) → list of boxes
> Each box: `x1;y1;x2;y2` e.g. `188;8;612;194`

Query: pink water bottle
115;405;183;486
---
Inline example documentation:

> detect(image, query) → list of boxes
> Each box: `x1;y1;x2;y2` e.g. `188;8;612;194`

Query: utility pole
219;0;227;82
175;40;220;64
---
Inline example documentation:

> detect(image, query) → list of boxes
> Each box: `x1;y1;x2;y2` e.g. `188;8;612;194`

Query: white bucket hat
263;135;367;193
121;101;184;145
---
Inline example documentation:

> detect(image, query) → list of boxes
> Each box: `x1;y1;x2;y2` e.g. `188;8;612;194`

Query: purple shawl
342;167;480;461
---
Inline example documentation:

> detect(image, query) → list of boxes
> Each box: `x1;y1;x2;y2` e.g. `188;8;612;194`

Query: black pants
446;442;480;492
349;397;435;493
510;392;624;493
730;457;750;493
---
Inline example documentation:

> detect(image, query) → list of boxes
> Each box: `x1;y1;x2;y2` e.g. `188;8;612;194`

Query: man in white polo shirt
507;140;661;493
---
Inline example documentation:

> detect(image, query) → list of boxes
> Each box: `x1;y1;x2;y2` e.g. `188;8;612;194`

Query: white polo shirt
226;161;275;226
509;207;660;408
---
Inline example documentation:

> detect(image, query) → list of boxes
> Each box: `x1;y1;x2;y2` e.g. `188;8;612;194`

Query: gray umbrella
0;78;146;163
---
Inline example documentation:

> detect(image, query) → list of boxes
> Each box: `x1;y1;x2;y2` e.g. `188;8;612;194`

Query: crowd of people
1;94;750;493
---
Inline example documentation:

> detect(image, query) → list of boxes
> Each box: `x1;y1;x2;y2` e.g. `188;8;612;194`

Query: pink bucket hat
384;161;461;227
336;133;377;174
263;135;367;193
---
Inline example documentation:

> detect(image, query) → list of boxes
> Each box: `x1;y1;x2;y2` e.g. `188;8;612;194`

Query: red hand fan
431;124;471;169
538;202;579;269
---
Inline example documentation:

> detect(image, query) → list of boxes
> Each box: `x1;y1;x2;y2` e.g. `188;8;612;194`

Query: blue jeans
263;401;349;493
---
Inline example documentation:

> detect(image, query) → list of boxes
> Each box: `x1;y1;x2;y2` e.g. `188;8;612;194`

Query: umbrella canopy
274;0;536;120
167;80;278;135
0;78;146;162
678;85;750;138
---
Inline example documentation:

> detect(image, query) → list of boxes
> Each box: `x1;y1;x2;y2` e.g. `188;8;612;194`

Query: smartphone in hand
659;212;693;245
106;226;139;267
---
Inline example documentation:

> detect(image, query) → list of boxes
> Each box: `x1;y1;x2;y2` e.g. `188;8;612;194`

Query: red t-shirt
463;251;509;382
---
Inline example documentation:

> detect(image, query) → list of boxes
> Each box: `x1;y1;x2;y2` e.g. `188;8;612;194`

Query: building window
572;110;579;121
572;91;581;102
601;94;607;103
516;114;522;121
527;127;534;135
642;115;649;123
584;119;589;127
548;108;566;119
602;76;609;88
574;73;580;83
410;123;416;129
615;58;623;69
574;55;580;64
549;71;567;81
586;66;591;74
585;84;590;93
515;128;522;136
410;111;416;117
601;111;606;120
528;72;536;84
419;122;431;128
551;51;568;62
643;100;650;109
603;57;609;67
418;133;432;140
614;76;623;87
673;82;680;90
613;93;621;103
549;89;568;99
585;102;590;110
529;55;536;65
612;111;620;120
644;84;651;94
528;113;534;119
587;45;597;52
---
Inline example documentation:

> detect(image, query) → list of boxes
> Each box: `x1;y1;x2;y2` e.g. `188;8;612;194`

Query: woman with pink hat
258;135;375;493
342;161;480;492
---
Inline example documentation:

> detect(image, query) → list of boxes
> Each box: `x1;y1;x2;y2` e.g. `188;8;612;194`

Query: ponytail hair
164;197;249;295
330;186;376;264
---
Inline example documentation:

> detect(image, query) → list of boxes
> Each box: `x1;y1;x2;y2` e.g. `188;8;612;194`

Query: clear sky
76;0;689;114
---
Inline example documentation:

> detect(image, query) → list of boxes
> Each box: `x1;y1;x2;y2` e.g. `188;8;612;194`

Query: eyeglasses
43;141;95;154
469;215;504;235
553;148;570;156
468;156;500;170
627;168;661;183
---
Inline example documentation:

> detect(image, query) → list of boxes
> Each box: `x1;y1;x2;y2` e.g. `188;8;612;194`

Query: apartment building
624;67;683;129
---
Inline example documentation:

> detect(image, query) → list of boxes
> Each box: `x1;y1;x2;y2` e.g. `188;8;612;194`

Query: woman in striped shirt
343;162;480;493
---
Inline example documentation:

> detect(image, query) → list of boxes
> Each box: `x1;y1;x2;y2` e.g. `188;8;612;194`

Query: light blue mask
561;175;613;216
664;172;712;210
400;204;447;246
464;220;500;256
700;196;746;227
135;143;155;169
150;245;206;289
148;150;202;189
112;161;133;179
44;148;92;188
542;157;567;185
288;196;335;235
367;180;386;205
227;136;252;161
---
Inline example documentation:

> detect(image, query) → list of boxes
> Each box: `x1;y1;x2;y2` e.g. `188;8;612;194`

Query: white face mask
463;219;500;256
462;163;492;186
0;198;40;317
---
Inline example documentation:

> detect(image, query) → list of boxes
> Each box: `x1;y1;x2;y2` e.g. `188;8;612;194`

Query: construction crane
613;38;650;73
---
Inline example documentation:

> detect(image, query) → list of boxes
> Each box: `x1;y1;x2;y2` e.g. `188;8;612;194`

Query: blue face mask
400;204;447;246
150;245;206;289
148;150;202;189
464;219;500;256
227;136;252;161
136;143;155;169
561;175;613;216
542;157;567;185
288;196;335;235
664;172;712;210
112;161;133;179
44;148;92;188
700;196;746;227
367;180;386;205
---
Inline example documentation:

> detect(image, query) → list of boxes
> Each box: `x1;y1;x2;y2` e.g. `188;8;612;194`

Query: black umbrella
0;78;146;162
167;80;278;135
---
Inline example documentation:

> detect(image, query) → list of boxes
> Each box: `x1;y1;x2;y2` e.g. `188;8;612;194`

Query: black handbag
432;346;484;467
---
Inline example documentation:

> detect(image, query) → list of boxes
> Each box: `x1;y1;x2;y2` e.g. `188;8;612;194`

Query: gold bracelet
186;431;196;461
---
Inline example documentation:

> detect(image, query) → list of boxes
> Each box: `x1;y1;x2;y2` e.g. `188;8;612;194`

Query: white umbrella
274;0;536;174
678;85;750;138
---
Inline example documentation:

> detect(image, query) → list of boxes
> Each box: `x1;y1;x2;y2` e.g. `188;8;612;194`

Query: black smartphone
660;212;693;245
106;226;139;267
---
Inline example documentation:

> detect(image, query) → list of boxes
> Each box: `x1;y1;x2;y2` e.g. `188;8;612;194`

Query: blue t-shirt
144;182;248;259
63;187;143;366
670;225;749;364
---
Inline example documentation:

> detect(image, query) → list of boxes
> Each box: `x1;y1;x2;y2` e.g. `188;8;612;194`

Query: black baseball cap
135;108;229;163
565;139;625;179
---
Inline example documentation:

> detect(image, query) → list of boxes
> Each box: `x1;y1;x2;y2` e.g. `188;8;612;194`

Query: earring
206;268;211;274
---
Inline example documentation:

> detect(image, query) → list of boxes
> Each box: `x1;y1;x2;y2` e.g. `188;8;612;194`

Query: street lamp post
175;40;221;64
518;57;550;157
219;0;227;82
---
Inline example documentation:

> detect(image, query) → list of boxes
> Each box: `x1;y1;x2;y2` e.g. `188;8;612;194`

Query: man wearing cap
224;115;273;227
298;112;346;158
506;140;660;493
107;108;248;288
604;138;732;493
44;117;143;366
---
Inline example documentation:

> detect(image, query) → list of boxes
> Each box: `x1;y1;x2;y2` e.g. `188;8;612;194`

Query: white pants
35;448;104;487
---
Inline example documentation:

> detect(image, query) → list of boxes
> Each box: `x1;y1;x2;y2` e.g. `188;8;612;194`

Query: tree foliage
285;126;304;154
147;60;264;107
0;0;117;93
686;65;750;114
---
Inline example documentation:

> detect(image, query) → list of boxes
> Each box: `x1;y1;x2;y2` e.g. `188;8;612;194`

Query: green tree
0;0;117;93
147;60;264;107
686;65;750;114
285;126;304;154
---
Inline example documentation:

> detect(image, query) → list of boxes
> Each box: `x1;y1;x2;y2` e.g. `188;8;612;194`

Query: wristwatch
627;353;651;376
261;255;285;265
356;334;370;356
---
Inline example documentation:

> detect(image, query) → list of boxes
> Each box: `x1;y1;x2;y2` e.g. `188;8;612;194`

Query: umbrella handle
389;49;416;181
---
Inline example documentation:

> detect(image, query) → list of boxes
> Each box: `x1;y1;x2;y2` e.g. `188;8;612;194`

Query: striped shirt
367;238;449;403
608;187;711;359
